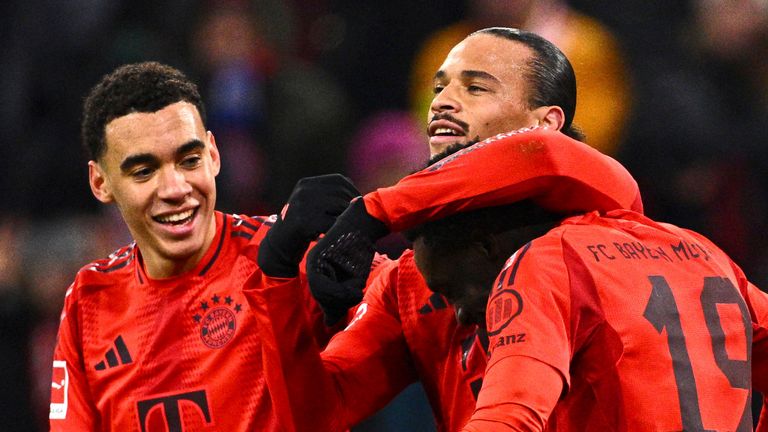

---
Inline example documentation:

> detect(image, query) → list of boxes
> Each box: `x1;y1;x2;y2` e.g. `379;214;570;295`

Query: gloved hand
307;198;389;325
258;174;360;278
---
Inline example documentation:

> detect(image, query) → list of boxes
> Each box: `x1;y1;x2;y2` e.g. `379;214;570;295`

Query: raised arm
307;128;643;325
244;259;417;431
364;127;642;233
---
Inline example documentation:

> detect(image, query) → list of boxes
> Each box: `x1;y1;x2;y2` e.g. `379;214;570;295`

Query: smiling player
49;62;358;431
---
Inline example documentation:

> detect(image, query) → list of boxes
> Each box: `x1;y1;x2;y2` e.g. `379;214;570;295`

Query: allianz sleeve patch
487;288;524;337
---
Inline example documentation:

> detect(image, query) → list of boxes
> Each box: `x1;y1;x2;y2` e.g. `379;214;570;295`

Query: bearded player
245;28;644;431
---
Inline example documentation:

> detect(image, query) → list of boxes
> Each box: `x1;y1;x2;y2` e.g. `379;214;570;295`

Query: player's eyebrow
176;139;205;157
461;70;500;83
120;153;158;173
119;139;205;173
433;69;501;84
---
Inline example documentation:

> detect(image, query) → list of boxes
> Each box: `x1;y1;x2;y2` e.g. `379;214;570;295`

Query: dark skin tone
412;221;559;327
413;235;503;327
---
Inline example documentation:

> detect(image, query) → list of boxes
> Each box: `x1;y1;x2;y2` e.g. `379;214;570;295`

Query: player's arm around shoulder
316;252;419;428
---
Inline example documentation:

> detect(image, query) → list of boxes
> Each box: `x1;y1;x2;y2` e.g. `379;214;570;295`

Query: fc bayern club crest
192;294;243;349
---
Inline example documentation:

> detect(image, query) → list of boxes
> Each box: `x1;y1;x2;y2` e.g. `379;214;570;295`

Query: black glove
258;174;360;278
307;199;389;325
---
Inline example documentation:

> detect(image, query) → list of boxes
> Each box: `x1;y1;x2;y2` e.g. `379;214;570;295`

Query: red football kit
246;251;486;432
49;211;332;431
362;127;643;232
462;210;768;431
352;128;768;431
244;128;647;431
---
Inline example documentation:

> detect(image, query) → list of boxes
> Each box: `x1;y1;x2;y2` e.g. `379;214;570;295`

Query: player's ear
208;131;221;177
89;161;114;203
533;105;565;131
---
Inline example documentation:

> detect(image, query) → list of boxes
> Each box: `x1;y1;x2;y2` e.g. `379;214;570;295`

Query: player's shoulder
554;211;651;245
219;212;274;260
525;222;572;255
78;243;136;277
504;218;592;275
69;242;138;298
394;249;421;274
228;213;273;239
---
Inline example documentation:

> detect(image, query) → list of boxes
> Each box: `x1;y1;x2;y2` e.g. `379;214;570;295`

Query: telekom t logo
137;390;212;431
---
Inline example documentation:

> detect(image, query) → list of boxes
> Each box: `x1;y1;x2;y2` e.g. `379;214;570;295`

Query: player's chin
430;133;470;150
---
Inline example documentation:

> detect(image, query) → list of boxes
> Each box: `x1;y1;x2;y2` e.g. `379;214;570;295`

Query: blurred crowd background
1;0;767;430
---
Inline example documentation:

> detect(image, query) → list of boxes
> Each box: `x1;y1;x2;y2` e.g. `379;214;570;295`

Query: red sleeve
243;257;416;432
462;357;562;432
462;238;570;431
363;128;642;232
49;280;98;431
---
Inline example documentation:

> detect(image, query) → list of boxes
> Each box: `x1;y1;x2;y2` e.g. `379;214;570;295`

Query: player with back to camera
244;28;647;431
306;29;768;431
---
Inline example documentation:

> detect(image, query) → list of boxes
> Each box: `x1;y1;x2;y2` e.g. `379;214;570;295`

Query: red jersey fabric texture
465;210;768;431
243;127;650;431
363;127;643;233
49;211;331;431
245;250;487;432
246;210;768;432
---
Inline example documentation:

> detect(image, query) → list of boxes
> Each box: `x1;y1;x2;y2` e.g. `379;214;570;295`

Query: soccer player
244;28;642;431
49;62;360;430
304;37;768;432
383;162;768;430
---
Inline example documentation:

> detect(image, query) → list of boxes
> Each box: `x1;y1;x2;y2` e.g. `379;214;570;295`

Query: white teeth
156;209;194;223
434;127;459;136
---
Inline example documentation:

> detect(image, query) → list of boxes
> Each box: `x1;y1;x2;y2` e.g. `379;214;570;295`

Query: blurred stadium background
1;0;766;430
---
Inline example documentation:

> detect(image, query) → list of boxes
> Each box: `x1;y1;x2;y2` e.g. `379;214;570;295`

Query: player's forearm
461;356;562;432
363;128;641;233
461;405;545;432
243;271;345;431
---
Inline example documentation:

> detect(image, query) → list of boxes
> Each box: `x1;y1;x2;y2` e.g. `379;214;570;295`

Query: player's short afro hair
81;61;206;161
405;200;563;252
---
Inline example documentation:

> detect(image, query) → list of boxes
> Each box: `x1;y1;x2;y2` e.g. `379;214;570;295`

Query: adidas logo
95;335;133;370
418;292;448;314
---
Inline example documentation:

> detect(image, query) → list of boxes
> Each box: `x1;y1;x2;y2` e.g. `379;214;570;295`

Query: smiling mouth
433;127;464;137
153;209;196;225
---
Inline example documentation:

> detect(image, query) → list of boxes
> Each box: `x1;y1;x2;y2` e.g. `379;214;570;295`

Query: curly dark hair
404;200;564;252
81;61;206;161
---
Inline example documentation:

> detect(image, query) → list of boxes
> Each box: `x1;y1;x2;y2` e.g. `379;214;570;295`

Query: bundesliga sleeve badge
50;360;69;419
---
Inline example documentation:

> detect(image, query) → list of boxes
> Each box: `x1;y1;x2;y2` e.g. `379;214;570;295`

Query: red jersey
363;128;643;232
49;211;331;431
244;128;648;431
462;210;768;431
245;250;488;432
